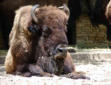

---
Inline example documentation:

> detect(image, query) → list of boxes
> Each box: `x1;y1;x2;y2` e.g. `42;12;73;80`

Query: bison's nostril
57;48;67;53
58;48;63;52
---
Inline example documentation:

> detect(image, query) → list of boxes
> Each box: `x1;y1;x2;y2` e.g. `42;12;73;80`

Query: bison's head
29;4;70;58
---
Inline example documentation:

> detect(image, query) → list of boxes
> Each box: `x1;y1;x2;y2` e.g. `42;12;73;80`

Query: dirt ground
0;50;111;85
0;62;111;85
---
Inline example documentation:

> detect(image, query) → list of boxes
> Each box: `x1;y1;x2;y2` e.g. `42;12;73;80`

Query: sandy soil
0;62;111;85
0;50;111;85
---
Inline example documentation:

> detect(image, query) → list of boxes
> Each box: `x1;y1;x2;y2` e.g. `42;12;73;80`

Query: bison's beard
34;44;68;75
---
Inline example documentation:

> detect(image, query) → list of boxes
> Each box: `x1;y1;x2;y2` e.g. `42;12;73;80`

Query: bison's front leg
28;64;53;77
61;72;90;79
63;52;75;74
13;64;32;77
63;52;89;79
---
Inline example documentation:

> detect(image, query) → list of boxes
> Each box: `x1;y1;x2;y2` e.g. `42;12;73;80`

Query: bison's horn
31;4;39;23
58;4;70;16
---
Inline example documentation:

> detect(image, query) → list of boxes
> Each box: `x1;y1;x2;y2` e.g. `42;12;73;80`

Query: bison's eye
43;26;52;37
28;25;38;33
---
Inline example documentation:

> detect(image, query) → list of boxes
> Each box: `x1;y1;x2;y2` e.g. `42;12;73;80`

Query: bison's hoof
67;73;90;80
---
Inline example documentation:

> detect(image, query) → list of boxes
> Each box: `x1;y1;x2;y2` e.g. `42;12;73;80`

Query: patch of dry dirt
1;50;111;85
0;62;111;85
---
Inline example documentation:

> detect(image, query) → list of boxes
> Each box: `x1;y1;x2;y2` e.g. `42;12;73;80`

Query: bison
5;4;88;79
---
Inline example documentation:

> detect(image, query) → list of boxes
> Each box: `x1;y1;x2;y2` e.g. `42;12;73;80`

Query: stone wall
76;14;111;48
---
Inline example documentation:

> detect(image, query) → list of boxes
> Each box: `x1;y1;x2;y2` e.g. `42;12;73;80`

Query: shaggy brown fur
5;5;88;79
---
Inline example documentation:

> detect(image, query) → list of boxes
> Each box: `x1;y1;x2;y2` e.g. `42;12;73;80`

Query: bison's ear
58;4;70;17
